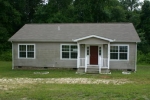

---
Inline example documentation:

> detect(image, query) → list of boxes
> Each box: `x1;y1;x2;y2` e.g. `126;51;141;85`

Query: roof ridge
25;23;132;25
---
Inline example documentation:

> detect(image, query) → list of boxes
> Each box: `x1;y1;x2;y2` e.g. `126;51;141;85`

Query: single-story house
9;23;140;73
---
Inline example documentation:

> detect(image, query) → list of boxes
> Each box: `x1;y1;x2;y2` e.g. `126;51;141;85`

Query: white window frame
60;44;77;60
110;44;129;61
18;44;36;59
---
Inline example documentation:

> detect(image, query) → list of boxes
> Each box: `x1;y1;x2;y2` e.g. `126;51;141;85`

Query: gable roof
9;23;141;42
73;35;115;42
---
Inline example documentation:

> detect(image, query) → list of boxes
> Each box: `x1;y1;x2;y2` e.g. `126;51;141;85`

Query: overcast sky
139;0;144;2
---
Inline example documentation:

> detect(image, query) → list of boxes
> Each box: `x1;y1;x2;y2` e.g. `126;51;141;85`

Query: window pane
119;53;127;60
71;52;77;58
71;45;77;52
20;52;26;58
27;45;34;51
27;52;34;58
62;52;69;58
110;53;118;59
62;45;69;51
19;45;26;51
87;47;89;55
99;47;101;55
119;46;127;52
110;46;118;52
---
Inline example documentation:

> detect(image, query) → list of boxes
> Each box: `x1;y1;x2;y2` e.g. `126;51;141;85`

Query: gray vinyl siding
103;44;108;58
109;42;136;70
80;44;85;58
12;41;137;70
13;42;77;68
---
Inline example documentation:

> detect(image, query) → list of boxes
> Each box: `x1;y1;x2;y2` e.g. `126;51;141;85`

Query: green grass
0;61;150;100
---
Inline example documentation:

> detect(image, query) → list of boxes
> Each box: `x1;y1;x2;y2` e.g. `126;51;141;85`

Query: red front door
90;46;98;65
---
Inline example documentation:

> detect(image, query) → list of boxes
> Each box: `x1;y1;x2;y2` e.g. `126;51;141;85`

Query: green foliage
0;0;149;62
137;50;150;64
139;0;150;44
0;51;12;61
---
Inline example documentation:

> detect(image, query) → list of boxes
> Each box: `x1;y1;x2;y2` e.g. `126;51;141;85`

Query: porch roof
9;23;141;42
73;35;115;42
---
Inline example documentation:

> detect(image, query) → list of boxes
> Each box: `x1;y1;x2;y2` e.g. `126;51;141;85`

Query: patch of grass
0;61;150;99
0;84;150;100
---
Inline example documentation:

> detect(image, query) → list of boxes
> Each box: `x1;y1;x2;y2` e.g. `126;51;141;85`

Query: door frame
85;44;103;65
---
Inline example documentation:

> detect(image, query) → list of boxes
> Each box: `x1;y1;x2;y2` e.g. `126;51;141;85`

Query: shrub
0;51;12;61
137;50;150;64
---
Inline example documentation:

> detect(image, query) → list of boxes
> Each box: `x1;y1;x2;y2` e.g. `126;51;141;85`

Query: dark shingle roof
9;23;141;42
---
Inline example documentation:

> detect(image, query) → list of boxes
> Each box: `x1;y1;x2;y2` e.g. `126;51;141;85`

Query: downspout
135;43;137;72
11;41;14;70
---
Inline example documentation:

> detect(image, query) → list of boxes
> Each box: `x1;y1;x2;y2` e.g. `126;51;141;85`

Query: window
99;47;101;55
19;44;35;58
87;47;89;55
110;45;128;60
61;44;77;59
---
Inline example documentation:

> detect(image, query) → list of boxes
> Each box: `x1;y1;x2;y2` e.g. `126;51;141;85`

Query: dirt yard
0;78;132;85
0;78;132;90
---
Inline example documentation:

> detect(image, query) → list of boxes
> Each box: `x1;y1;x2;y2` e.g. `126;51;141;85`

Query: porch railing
102;58;108;68
79;57;87;72
79;58;85;67
79;57;108;73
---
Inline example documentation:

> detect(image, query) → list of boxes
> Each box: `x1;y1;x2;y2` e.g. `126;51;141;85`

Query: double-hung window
110;45;128;60
19;44;35;59
61;44;77;59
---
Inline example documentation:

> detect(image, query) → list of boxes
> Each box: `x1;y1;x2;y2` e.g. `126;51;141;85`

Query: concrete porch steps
77;67;111;74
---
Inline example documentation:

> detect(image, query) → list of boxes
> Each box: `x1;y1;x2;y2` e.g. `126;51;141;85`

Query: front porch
78;57;110;74
76;44;110;74
73;35;114;74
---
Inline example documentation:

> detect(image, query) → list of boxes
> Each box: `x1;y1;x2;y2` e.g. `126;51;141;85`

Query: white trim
73;35;115;42
85;45;90;64
108;43;110;69
98;45;103;65
77;43;80;68
60;44;78;60
11;42;14;69
135;43;137;71
110;44;129;61
85;44;104;65
18;44;36;59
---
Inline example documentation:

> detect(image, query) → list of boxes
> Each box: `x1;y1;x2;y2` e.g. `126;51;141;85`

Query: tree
0;0;21;53
119;0;141;11
137;0;150;53
34;0;73;23
9;0;43;23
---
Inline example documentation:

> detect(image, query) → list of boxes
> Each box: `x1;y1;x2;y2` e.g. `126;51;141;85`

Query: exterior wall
79;37;109;44
13;42;77;68
12;41;137;70
109;42;136;70
80;44;85;58
103;44;108;58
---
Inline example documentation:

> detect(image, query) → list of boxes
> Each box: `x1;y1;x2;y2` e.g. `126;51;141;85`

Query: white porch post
77;43;80;68
108;43;110;69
